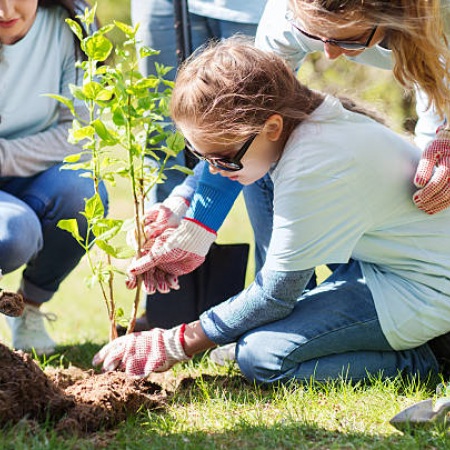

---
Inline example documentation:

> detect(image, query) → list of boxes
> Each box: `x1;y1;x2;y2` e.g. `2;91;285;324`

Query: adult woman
0;0;108;354
94;39;450;382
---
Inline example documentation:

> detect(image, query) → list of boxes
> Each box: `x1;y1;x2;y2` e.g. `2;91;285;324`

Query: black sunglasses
184;134;257;172
286;11;378;51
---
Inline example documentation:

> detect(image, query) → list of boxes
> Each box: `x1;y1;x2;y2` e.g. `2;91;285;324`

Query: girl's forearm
183;320;217;356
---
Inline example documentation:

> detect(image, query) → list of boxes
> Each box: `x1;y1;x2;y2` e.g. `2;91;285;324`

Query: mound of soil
0;343;167;434
0;289;24;316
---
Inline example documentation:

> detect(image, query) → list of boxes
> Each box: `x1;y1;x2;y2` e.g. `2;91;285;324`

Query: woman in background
0;0;108;354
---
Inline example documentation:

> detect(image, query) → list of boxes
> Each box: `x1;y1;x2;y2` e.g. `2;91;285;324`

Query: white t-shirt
188;0;267;24
267;96;450;350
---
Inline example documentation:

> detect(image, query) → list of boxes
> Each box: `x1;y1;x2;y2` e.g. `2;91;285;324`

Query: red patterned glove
92;324;191;377
142;196;189;245
125;267;180;294
126;218;216;293
413;128;450;214
127;196;189;251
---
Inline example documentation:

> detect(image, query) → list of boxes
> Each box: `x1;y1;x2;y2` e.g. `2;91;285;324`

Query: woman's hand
414;128;450;214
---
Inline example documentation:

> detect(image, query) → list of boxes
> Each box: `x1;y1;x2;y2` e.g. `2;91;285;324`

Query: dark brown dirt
0;343;167;434
0;289;24;316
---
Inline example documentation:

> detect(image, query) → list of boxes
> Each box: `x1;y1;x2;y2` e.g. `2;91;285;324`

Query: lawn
0;1;448;448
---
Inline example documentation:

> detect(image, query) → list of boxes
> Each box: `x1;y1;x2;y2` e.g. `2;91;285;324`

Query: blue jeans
236;260;439;383
0;164;108;303
131;0;258;202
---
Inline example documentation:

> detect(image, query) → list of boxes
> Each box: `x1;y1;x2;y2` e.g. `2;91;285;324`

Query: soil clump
0;343;167;434
0;289;24;316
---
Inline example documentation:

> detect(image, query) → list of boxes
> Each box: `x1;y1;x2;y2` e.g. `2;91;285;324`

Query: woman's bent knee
0;201;42;273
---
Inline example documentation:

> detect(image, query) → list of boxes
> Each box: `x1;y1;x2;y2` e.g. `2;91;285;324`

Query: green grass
0;353;449;449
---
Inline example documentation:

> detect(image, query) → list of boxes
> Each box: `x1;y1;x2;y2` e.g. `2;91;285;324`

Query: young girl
0;0;108;354
94;38;450;383
126;0;450;302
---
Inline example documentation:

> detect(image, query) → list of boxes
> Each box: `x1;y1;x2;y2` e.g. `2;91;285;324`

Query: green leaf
98;23;115;35
72;125;95;141
92;119;118;145
83;4;97;28
92;218;123;241
44;93;76;116
139;46;160;58
96;88;114;101
84;34;113;62
112;107;127;126
84;194;105;221
70;84;87;101
134;78;160;90
114;21;136;38
82;81;102;100
95;239;117;256
168;164;194;175
57;219;83;243
166;131;186;153
63;153;83;163
65;18;84;42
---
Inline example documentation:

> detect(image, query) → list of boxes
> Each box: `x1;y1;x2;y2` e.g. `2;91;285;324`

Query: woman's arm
0;104;87;177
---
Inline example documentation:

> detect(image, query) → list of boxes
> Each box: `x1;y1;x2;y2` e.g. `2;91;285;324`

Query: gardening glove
413;128;450;214
127;196;189;251
92;324;191;377
125;267;180;294
126;218;217;293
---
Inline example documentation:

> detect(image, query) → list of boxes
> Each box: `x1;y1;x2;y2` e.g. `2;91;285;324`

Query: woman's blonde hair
170;37;323;143
290;0;450;119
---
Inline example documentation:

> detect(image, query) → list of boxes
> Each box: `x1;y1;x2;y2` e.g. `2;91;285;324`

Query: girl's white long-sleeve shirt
200;96;450;351
0;6;85;177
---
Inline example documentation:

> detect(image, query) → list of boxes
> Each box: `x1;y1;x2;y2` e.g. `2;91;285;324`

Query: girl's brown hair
170;37;385;143
290;0;450;120
170;36;324;143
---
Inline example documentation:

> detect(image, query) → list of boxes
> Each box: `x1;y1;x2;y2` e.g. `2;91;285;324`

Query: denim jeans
0;164;108;303
236;260;439;383
131;0;258;202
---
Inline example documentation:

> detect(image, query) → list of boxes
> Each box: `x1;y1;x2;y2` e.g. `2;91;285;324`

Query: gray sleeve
0;104;87;177
200;267;315;345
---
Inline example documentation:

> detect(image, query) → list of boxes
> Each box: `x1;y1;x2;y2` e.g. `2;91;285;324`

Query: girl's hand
414;128;450;214
92;324;190;377
126;218;217;293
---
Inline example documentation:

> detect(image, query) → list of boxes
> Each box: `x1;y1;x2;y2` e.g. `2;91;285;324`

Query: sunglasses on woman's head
285;10;378;51
184;134;257;172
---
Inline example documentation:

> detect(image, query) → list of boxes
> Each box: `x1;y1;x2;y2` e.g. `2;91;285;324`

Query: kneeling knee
236;337;284;384
0;212;42;272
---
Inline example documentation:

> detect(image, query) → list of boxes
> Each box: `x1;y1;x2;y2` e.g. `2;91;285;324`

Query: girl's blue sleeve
184;162;243;231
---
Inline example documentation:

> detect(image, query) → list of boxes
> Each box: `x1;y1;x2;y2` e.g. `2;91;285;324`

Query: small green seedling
49;3;189;341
